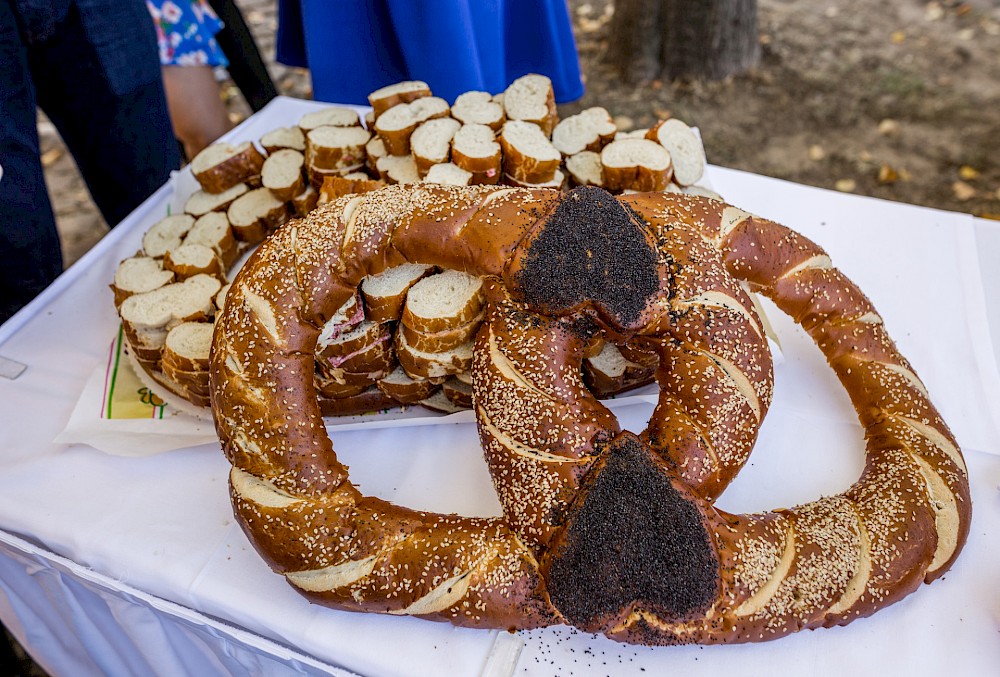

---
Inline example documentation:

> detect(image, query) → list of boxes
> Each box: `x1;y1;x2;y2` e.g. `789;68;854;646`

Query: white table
1;98;998;677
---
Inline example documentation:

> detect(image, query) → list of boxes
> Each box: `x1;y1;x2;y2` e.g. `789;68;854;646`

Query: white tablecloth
1;97;998;677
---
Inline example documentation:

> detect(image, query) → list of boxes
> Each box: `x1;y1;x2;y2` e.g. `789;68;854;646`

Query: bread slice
503;169;566;190
318;384;399;417
261;148;305;201
375;154;420;184
317;292;365;343
400;270;484;333
305;126;371;173
503;74;558;136
374;97;450;156
400;310;483;353
442;376;474;408
552;107;617;155
368;80;432;117
360;263;435;322
190;141;265;194
451;91;505;131
161;321;213;373
226;187;288;243
419;389;467;414
111;256;175;307
376;366;441;404
162;243;225;281
319;174;386;204
215;282;231;312
614;129;649;141
565;151;604;187
422;162;472;186
646;118;706;187
260;125;306;153
365;136;388;174
291;183;319;216
395;330;474;379
298;107;362;132
451;124;501;183
315;372;371;400
410;117;461;176
184;211;238;268
184;182;248;217
317;320;393;372
143;214;195;258
499;120;561;184
119;273;222;332
601;138;673;192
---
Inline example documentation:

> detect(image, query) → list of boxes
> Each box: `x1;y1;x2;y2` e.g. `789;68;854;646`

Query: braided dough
211;185;970;643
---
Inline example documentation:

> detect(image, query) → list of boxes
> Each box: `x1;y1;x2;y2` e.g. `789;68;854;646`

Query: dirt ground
43;0;1000;268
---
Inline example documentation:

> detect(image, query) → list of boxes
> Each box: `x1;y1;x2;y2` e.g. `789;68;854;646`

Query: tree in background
607;0;760;82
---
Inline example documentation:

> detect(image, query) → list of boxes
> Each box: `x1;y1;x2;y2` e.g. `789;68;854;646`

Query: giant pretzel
210;184;970;644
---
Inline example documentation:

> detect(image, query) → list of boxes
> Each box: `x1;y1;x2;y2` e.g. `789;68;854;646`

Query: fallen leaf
878;164;900;184
835;179;857;192
808;145;826;161
958;165;980;180
40;148;64;167
952;181;976;201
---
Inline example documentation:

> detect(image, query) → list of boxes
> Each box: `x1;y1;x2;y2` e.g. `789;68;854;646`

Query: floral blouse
146;0;228;67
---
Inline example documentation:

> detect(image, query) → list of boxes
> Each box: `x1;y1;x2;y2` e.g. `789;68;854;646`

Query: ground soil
43;0;1000;268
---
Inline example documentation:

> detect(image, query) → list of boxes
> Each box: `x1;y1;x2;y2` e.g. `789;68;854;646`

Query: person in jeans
0;0;181;325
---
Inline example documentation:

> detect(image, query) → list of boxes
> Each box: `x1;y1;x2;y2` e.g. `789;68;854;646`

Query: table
1;97;998;676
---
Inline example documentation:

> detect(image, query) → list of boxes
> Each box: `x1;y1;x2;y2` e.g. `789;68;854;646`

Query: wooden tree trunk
608;0;760;83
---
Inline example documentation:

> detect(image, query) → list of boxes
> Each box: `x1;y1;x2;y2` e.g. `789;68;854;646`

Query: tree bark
608;0;760;83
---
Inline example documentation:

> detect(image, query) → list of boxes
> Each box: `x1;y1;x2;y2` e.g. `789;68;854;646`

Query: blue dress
276;0;584;105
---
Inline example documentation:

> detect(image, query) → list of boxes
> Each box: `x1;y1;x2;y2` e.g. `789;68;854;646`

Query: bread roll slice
215;283;231;313
418;389;468;414
291;184;319;216
375;154;420;184
499;120;561;184
162;243;225;281
552;107;617;155
451;124;501;183
375;97;450;156
111;256;175;307
422;163;473;186
143;214;195;258
184;182;248;217
601;138;673;192
367;80;432;117
503;73;558;135
565;151;604;187
184;211;238;268
451;90;505;131
298;107;362;133
395;330;474;380
260;125;306;153
261;148;305;201
400;310;484;353
227;187;288;243
317;320;392;370
365;136;388;174
161;321;213;373
119;273;222;331
317;292;365;343
360;263;435;322
442;376;474;409
410;117;461;176
647;118;706;187
318;384;399;417
319;175;386;204
376;366;441;404
305;126;371;173
400;270;484;334
190;141;265;194
503;169;566;190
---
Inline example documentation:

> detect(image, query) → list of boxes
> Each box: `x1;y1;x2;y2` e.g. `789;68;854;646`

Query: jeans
0;0;180;324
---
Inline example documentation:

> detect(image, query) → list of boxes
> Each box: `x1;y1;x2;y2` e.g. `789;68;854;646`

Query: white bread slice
215;282;231;312
376;366;441;404
368;80;432;117
305;126;371;173
318;292;365;343
119;273;222;331
375;154;420;184
400;310;483;353
410;117;461;176
451;91;505;131
365;136;388;174
260;125;306;153
442;376;474;408
419;389;467;414
600;138;673;192
552;107;617;155
162;321;213;372
111;256;175;307
646;118;706;187
499;120;561;184
292;184;319;216
226;187;289;243
503;74;558;135
298;107;362;132
615;129;649;140
162;243;225;281
317;384;399;417
318;326;395;376
185;211;238;268
184;182;248;217
422;162;472;186
364;110;376;129
261;148;306;201
565;151;604;187
400;270;484;334
317;319;388;360
583;341;629;393
503;169;565;190
395;330;474;379
190;141;265;194
360;263;435;322
143;214;195;258
451;124;502;183
318;175;386;204
374;97;450;156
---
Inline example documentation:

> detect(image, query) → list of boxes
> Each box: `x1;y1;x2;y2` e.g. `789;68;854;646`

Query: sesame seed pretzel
211;184;970;643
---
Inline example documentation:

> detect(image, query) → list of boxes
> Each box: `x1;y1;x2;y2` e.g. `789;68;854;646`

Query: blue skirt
276;0;584;105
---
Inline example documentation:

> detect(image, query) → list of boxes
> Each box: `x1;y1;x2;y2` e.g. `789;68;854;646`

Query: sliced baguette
317;319;388;362
184;211;238;269
375;154;420;184
503;169;566;190
190;141;265;194
499;120;561;184
259;125;306;153
319;175;386;204
395;330;474;379
143;214;195;258
184;183;248;217
367;80;432;117
226;187;289;243
552;107;617;155
305;126;371;173
600;138;673;192
400;270;484;334
119;273;222;331
298;107;362;132
161;321;213;372
291;183;319;216
451;124;502;183
376;366;441;404
410;117;461;176
360;263;435;322
162;243;225;281
565;151;604;187
261;149;306;201
365;136;388;174
317;292;365;343
318;384;399;417
647;118;706;187
400;310;483;353
111;256;175;307
442;376;474;408
375;97;450;156
503;74;558;136
422;162;473;186
451;91;505;131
